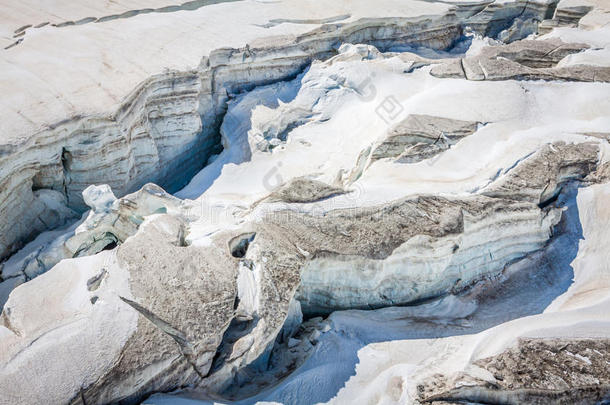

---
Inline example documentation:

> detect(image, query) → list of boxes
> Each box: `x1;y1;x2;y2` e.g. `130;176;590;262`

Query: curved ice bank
296;198;560;314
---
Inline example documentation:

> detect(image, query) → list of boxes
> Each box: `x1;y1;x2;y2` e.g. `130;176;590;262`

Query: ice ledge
0;0;456;143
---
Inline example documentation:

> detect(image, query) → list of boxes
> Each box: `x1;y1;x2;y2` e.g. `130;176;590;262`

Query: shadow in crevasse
151;186;583;405
251;185;583;405
387;34;474;60
175;68;307;200
175;32;475;202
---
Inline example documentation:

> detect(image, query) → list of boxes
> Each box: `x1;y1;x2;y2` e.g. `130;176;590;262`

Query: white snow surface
2;0;610;403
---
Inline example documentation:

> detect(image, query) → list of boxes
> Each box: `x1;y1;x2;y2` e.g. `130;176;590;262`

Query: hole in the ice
208;317;259;377
73;232;119;258
61;147;72;173
229;233;256;258
30;175;44;192
87;269;108;295
101;240;117;251
539;187;562;209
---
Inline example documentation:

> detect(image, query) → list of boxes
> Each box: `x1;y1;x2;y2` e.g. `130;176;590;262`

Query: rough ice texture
0;0;565;260
430;36;610;81
371;114;480;163
420;338;610;404
2;0;610;403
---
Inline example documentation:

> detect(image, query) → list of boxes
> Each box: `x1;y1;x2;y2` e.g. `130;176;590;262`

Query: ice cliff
1;0;610;404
